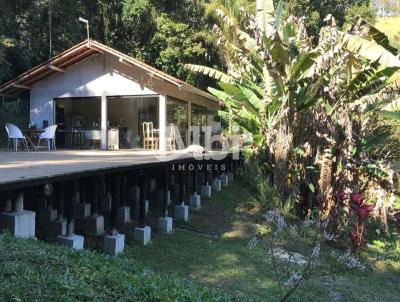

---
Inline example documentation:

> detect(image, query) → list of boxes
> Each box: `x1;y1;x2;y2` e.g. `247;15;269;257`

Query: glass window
167;97;188;149
108;96;159;149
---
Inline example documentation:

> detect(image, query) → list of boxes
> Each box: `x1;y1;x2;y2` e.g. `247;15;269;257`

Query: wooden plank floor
0;149;216;190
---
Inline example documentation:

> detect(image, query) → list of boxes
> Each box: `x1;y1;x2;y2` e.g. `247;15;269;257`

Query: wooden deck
0;149;224;191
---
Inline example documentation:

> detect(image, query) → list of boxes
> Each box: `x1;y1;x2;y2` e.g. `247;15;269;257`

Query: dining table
21;128;44;150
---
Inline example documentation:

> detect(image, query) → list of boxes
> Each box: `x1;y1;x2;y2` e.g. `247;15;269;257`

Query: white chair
5;123;29;152
38;125;58;151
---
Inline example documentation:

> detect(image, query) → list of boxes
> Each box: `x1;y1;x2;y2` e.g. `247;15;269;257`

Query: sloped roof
0;40;219;102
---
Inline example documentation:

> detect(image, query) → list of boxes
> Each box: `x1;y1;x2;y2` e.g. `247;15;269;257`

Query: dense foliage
0;0;221;88
0;0;377;88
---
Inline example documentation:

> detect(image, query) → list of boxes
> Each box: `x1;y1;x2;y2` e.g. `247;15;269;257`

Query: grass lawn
130;179;400;302
375;16;400;50
1;179;399;301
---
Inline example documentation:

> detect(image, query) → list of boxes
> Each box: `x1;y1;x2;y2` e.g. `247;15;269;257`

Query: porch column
101;93;108;150
187;101;192;146
159;95;166;152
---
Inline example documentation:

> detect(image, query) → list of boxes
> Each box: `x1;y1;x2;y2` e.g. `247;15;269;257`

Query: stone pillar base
212;179;222;192
190;194;201;210
48;218;67;238
76;203;91;219
84;215;105;236
118;206;131;224
175;204;189;221
56;234;84;250
0;211;36;238
200;185;212;198
104;233;125;255
220;175;229;187
158;217;173;234
134;226;151;245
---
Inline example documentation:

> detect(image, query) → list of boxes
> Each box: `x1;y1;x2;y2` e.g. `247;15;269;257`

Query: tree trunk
273;120;292;201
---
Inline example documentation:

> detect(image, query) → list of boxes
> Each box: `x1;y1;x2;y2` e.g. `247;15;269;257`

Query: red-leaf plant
394;212;400;241
349;193;375;254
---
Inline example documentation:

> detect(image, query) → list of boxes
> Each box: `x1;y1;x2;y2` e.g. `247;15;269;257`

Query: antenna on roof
79;17;90;42
48;0;52;59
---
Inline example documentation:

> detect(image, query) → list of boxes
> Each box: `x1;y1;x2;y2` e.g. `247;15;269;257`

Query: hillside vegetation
375;16;400;50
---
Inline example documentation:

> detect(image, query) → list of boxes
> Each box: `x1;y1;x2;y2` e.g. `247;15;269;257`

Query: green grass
375;16;400;50
0;234;232;301
1;180;399;301
131;180;400;302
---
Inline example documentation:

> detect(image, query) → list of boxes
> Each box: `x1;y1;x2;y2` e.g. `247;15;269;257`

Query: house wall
30;52;219;126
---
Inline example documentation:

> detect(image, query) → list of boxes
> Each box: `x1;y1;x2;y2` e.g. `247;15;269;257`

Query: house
0;40;221;151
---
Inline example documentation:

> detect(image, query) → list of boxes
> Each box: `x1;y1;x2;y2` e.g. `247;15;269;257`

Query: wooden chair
166;123;176;151
143;122;157;150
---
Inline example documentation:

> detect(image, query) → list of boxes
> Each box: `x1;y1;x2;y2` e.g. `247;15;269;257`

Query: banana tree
186;0;400;205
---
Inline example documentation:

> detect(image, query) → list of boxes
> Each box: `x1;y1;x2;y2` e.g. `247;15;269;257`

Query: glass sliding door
191;104;207;146
166;97;188;149
107;95;159;149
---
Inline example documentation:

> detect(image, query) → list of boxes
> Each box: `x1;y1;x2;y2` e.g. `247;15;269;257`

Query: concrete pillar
0;193;36;238
158;216;173;234
84;214;105;236
190;194;201;210
76;203;91;218
228;172;234;183
104;232;125;255
175;203;189;221
118;206;131;224
220;174;229;187
57;181;85;250
48;218;67;238
159;166;173;233
201;184;212;198
212;179;222;192
134;226;151;245
57;234;84;250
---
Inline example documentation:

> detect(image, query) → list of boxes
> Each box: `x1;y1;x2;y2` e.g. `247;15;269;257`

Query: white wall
30;53;158;126
30;51;220;130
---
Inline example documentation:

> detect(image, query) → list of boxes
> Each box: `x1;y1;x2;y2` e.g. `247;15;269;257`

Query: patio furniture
5;123;30;152
166;123;176;151
22;128;45;149
143;122;159;150
37;125;58;151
